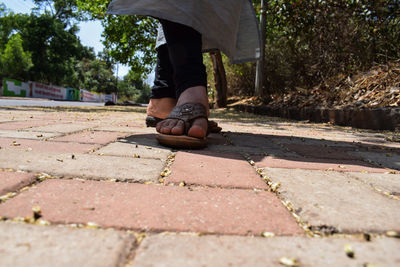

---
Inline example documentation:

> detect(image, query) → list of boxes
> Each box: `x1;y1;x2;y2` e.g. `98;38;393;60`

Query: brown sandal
156;102;208;149
146;116;222;133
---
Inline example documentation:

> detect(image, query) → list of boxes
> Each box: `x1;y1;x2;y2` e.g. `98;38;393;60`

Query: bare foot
156;86;208;139
147;98;177;119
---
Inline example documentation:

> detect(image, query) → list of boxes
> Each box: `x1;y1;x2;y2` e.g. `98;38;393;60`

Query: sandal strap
167;102;208;134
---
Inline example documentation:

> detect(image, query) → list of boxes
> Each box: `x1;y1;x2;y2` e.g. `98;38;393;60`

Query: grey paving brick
131;234;400;267
269;136;357;147
207;143;296;156
0;150;164;182
0;222;135;267
0;130;60;139
347;172;400;196
96;140;171;159
25;123;91;133
210;132;298;156
227;132;281;149
262;168;400;233
94;126;155;134
350;151;400;171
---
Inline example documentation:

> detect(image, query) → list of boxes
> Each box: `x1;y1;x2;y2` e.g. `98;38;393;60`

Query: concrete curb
231;104;400;130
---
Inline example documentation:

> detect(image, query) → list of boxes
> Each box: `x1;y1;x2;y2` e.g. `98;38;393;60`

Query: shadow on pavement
120;131;400;172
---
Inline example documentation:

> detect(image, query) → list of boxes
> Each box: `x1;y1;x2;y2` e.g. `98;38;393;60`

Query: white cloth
107;0;261;63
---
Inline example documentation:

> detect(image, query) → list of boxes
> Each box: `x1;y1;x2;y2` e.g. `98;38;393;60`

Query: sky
1;0;132;79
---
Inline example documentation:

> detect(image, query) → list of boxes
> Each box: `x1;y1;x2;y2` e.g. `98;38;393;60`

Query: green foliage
117;70;151;103
0;33;33;81
75;0;109;18
102;15;157;75
32;0;89;23
0;0;155;99
7;0;398;101
221;0;400;96
0;3;5;14
76;0;157;76
204;53;255;98
0;10;95;86
0;0;153;99
74;57;117;94
263;0;400;93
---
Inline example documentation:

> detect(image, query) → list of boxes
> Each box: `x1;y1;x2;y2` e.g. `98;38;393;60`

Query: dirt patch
231;60;400;110
228;61;400;130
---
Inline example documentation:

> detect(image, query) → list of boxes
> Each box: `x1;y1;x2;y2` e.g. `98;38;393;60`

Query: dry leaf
32;206;42;220
271;182;281;192
86;222;100;229
261;232;275;237
160;169;171;177
279;257;299;267
386;231;400;238
344;244;355;258
36;219;51;226
12;141;20;146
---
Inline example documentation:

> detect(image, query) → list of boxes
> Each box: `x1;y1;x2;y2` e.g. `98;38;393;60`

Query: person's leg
147;44;177;119
147;31;221;134
156;19;208;139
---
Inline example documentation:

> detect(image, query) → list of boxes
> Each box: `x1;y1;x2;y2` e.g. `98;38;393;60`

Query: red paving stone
30;115;78;122
109;121;144;128
169;151;268;189
226;133;273;148
0;171;35;195
0;138;98;153
254;156;392;173
283;144;361;160
0;179;303;236
0;120;52;130
53;131;128;145
207;133;231;146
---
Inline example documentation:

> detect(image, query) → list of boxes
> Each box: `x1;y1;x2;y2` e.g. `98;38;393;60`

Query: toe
188;118;208;139
171;120;185;135
156;120;168;133
156;121;163;132
157;119;180;135
160;120;174;134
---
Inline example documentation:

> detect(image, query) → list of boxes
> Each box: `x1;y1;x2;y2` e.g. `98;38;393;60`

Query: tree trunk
255;0;267;96
210;50;227;108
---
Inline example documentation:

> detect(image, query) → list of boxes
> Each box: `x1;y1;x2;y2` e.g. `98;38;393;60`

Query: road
0;98;105;107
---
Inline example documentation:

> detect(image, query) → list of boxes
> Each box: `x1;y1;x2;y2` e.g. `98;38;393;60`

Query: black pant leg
159;19;207;98
150;44;176;99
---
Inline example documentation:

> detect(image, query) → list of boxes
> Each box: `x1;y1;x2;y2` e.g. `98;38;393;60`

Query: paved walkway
0;105;399;266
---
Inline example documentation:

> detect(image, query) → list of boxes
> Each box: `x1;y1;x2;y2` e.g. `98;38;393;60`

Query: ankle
177;86;209;113
147;98;177;118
